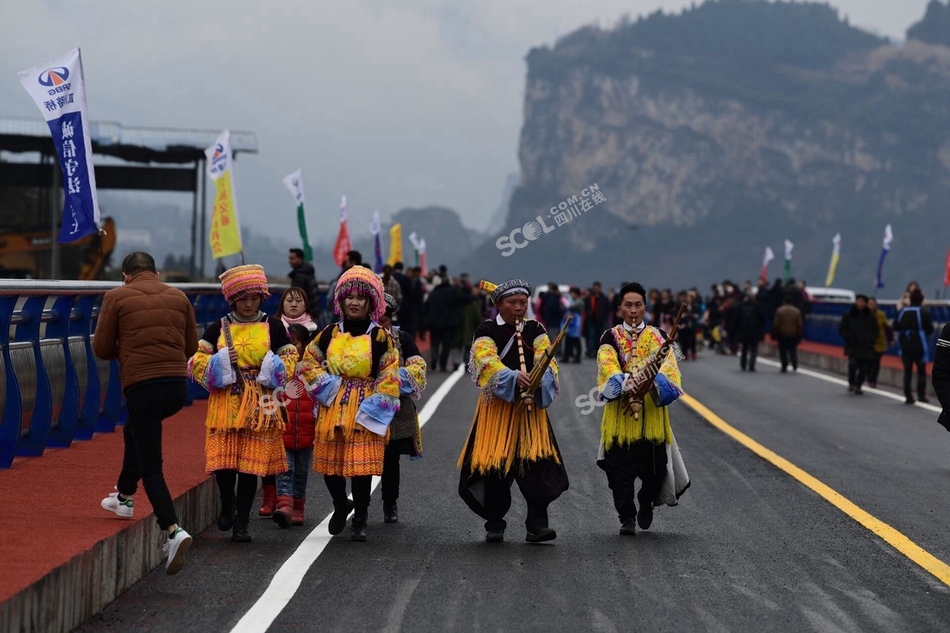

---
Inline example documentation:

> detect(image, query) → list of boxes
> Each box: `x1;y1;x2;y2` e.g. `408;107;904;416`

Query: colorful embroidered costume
302;320;400;477
458;279;569;541
188;264;296;543
298;265;399;540
190;315;296;475
596;320;689;532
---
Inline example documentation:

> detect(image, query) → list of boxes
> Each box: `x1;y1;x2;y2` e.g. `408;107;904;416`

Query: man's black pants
116;379;187;530
428;327;454;370
740;341;758;370
903;355;928;399
848;357;869;389
777;336;798;370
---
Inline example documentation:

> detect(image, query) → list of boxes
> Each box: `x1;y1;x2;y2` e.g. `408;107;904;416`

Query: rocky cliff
465;0;950;296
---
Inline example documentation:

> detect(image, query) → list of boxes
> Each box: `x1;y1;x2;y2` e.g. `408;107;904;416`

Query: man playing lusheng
596;282;690;536
458;279;569;543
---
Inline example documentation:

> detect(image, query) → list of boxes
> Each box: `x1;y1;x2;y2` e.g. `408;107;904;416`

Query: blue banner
374;232;384;273
48;112;97;242
875;247;888;289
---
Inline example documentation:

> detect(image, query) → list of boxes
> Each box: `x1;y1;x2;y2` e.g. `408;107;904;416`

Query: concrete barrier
0;478;217;633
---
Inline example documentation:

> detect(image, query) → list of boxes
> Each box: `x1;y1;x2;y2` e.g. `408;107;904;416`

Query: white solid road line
756;357;942;413
230;365;467;633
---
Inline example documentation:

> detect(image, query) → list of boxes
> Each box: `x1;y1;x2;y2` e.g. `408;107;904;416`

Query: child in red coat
273;325;317;527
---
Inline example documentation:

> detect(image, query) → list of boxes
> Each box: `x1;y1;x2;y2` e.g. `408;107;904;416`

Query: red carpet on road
0;401;210;605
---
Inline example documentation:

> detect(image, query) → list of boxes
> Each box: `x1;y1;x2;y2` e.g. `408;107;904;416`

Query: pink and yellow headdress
219;264;270;303
334;266;386;321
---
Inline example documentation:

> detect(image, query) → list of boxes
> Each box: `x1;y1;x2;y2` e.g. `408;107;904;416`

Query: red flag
944;248;950;287
333;195;351;266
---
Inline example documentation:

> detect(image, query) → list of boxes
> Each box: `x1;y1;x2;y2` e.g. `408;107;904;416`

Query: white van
805;287;855;304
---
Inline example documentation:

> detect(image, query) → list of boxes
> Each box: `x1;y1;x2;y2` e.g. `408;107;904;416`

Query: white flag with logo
19;48;100;242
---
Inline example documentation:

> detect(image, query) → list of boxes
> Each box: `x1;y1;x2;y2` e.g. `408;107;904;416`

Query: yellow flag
387;223;402;266
205;130;243;259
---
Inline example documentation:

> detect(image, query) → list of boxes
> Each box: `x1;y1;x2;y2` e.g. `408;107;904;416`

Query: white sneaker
163;527;192;576
101;490;134;518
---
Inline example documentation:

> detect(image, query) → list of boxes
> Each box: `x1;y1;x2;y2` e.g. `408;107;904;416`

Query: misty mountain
462;0;950;298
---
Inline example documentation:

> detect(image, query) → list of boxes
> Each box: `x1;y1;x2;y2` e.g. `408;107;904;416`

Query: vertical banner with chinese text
282;169;312;261
18;48;100;243
205;130;243;259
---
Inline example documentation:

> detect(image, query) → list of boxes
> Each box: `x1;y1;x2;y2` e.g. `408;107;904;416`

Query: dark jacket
540;292;565;330
932;324;950;431
736;298;766;344
838;306;878;360
584;292;610;325
894;306;934;362
288;263;320;313
423;283;460;329
772;304;803;339
92;271;199;389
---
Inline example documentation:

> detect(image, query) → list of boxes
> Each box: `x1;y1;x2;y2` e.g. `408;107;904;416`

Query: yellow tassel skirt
457;394;560;476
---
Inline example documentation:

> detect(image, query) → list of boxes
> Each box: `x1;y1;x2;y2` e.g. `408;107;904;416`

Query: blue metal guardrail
0;280;290;470
803;300;950;358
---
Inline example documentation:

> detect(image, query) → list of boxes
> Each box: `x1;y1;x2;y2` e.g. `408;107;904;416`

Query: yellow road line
681;393;950;588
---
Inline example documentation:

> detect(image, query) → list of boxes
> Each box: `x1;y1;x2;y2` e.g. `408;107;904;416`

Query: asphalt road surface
78;351;950;633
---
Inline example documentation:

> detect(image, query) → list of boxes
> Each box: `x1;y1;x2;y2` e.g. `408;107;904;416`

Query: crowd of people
92;248;943;577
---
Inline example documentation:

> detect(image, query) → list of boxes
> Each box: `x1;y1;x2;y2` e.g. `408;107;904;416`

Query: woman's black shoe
218;510;235;532
383;503;398;524
351;517;367;542
525;527;557;543
231;514;252;543
328;499;354;536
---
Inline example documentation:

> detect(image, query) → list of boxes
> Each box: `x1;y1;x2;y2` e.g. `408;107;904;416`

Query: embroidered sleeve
189;339;236;390
469;335;513;396
399;356;427;399
597;329;626;401
532;329;559;407
641;328;683;405
300;330;341;406
356;336;401;435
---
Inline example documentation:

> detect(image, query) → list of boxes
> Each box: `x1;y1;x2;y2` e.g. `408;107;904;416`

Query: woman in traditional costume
189;265;296;543
458;279;569;543
378;293;427;524
301;266;400;541
596;282;689;536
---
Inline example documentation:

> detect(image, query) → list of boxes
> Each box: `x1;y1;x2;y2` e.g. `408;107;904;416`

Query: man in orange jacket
92;252;198;575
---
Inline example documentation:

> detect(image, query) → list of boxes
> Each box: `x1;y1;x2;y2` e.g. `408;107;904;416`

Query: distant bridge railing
803;300;950;359
0;280;291;470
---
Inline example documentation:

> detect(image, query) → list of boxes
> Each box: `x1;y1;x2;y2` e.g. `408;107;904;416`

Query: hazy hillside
462;0;950;298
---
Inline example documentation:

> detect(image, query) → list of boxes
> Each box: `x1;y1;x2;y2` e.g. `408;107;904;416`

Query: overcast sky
0;0;934;243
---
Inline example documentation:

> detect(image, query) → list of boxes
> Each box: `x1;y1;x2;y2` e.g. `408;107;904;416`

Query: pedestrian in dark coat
838;295;878;395
423;276;460;371
288;248;320;318
584;282;611;358
895;289;934;404
931;323;950;431
772;299;803;373
735;294;765;372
